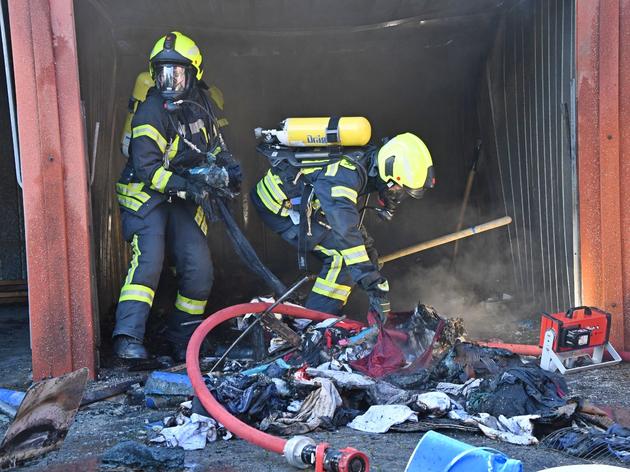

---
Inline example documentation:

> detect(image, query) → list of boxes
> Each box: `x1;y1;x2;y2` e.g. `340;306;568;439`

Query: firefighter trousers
113;199;213;344
258;210;353;315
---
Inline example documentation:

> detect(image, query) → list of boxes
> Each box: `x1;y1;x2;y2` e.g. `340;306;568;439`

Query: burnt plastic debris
206;374;287;420
101;440;185;471
350;317;406;378
332;407;363;427
385;370;432;390
466;363;568;417
0;368;88;469
141;371;195;410
190;300;621;454
144;371;193;396
431;341;523;382
285;329;325;367
542;424;630;463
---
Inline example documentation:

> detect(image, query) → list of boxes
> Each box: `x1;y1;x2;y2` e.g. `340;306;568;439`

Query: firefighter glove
184;178;210;206
369;293;391;324
367;279;391;323
188;164;229;191
213;149;242;193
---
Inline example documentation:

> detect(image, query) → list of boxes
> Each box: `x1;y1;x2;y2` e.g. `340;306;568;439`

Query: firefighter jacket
252;151;385;292
116;86;216;229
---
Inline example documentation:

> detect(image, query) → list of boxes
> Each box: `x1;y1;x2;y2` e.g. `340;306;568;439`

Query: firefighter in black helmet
113;32;241;361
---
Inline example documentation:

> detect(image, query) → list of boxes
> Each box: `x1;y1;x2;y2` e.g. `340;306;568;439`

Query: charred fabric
144;303;629;468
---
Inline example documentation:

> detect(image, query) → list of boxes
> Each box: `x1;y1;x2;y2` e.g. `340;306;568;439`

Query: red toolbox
539;306;611;352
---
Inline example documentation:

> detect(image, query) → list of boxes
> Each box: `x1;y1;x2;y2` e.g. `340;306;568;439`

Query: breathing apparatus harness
162;92;287;296
255;121;374;272
163;90;238;200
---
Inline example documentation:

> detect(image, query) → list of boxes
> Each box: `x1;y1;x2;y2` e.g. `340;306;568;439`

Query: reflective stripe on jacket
116;87;214;218
252;156;382;288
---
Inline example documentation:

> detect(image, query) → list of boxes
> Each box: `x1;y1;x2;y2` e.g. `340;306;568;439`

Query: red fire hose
477;341;630;362
186;302;370;471
475;341;542;356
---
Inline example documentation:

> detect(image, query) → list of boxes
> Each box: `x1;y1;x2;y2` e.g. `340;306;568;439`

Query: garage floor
10;365;630;472
1;304;629;471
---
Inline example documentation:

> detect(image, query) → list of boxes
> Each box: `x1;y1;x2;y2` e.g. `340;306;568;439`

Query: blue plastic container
144;371;193;396
0;388;25;408
405;431;523;472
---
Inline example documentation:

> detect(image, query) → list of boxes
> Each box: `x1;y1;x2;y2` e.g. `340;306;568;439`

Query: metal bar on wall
0;0;21;188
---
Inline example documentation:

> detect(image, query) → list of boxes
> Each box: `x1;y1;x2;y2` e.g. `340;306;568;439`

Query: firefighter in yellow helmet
113;32;241;361
251;132;434;320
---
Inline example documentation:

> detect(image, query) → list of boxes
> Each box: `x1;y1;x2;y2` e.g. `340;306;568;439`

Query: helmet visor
154;64;190;95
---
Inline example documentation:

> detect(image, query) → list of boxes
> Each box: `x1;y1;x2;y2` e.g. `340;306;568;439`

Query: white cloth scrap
299;378;342;423
151;413;229;450
305;368;375;388
413;391;452;417
436;378;482;397
313;318;342;329
259;378;342;435
448;408;539;445
287;400;303;413
348;405;418;433
272;378;291;397
476;414;539;445
242;297;311;331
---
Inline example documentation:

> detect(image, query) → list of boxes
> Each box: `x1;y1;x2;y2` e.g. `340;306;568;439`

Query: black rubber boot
169;341;188;363
113;335;149;360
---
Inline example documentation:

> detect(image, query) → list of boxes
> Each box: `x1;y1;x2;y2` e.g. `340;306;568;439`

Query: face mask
379;184;407;209
154;64;191;99
375;183;407;220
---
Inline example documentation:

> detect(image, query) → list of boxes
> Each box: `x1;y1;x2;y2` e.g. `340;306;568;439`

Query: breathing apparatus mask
154;63;195;102
375;180;425;221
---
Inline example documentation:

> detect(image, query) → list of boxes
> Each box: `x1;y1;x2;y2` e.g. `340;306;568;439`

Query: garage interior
4;2;630;471
70;0;578;346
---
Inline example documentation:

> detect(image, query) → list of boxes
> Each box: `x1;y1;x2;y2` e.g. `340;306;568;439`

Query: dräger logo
307;135;327;144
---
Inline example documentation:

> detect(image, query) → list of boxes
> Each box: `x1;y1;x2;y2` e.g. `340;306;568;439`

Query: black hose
167;94;286;293
213;198;287;297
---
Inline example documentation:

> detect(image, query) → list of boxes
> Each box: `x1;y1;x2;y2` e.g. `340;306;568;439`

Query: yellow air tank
255;117;371;147
120;72;154;157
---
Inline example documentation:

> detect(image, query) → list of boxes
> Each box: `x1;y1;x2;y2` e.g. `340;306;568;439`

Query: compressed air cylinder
261;117;371;147
120;71;154;157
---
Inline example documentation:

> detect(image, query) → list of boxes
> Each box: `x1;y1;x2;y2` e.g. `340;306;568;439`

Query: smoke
390;260;501;339
383;226;541;342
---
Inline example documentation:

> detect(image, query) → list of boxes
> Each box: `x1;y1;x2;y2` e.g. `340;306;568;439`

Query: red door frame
8;0;97;380
576;0;629;351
